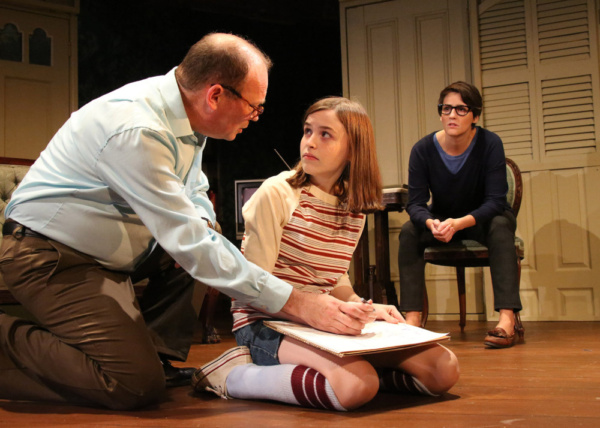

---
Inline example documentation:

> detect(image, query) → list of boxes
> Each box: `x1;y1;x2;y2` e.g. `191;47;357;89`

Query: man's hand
279;289;373;335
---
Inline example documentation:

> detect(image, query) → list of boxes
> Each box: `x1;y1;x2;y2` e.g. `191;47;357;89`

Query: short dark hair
438;81;483;118
176;33;272;91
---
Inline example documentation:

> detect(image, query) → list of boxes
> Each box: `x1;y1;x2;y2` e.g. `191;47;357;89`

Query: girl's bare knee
337;375;379;410
426;351;460;395
332;363;379;410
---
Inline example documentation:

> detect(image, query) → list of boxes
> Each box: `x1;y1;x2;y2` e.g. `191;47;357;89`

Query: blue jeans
233;320;284;366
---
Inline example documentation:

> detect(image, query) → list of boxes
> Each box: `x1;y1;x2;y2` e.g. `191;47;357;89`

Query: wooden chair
421;158;524;332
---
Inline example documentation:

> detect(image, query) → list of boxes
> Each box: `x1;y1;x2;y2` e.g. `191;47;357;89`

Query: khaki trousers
0;233;199;409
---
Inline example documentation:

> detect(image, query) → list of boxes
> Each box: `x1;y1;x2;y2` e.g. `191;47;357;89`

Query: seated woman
398;81;524;348
192;96;459;411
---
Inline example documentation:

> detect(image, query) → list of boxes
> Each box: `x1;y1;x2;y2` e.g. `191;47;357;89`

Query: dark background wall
78;0;343;245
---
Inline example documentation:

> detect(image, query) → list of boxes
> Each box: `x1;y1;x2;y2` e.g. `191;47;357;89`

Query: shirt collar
158;67;194;138
195;132;207;149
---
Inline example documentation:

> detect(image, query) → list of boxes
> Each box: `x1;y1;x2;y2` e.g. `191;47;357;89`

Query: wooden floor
1;320;599;427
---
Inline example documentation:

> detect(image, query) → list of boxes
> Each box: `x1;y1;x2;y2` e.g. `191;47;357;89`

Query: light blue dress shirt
6;68;292;313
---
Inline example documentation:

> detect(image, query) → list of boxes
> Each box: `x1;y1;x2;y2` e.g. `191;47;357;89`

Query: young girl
192;97;459;410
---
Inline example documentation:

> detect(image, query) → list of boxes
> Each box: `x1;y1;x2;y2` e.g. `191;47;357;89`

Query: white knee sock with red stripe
226;363;346;411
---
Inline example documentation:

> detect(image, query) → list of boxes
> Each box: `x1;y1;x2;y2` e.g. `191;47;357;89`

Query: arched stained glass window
0;23;23;62
29;27;51;66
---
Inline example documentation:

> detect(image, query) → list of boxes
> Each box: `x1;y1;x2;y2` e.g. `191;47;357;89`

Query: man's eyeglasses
438;104;472;116
219;84;265;117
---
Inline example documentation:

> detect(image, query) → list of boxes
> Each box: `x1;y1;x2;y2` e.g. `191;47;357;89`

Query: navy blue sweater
406;127;511;229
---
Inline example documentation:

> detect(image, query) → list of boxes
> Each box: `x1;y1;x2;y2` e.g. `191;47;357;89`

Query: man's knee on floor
103;360;166;410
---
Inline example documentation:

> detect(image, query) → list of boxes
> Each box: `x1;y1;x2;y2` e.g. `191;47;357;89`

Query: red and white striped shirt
231;171;365;331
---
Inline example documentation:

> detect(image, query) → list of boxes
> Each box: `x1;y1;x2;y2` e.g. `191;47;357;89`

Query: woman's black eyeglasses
438;104;472;116
219;84;265;117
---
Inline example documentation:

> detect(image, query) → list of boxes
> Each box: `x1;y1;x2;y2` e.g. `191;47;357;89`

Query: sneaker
191;346;252;399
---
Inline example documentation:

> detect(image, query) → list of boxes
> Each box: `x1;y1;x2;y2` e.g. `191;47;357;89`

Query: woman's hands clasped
429;218;456;243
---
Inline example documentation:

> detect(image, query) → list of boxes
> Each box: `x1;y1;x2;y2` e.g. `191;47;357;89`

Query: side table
353;186;408;307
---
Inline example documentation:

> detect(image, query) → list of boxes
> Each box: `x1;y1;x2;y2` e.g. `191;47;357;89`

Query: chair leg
421;286;429;328
456;266;466;332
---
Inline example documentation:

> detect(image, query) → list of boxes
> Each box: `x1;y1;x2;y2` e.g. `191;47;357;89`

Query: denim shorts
233;320;283;366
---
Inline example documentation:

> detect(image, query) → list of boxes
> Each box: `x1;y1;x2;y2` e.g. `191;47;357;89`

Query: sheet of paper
265;320;450;357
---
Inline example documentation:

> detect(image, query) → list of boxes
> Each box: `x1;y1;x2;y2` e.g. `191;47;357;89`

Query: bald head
176;33;272;92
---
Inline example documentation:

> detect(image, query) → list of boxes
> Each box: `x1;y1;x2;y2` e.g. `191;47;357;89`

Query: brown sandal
484;312;524;348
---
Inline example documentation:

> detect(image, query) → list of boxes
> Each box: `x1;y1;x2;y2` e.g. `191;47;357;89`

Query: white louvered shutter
474;0;600;167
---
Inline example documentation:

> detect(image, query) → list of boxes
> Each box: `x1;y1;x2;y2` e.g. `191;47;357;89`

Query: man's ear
206;84;224;111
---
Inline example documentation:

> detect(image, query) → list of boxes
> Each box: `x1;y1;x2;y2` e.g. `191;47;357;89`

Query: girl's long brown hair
287;97;383;214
